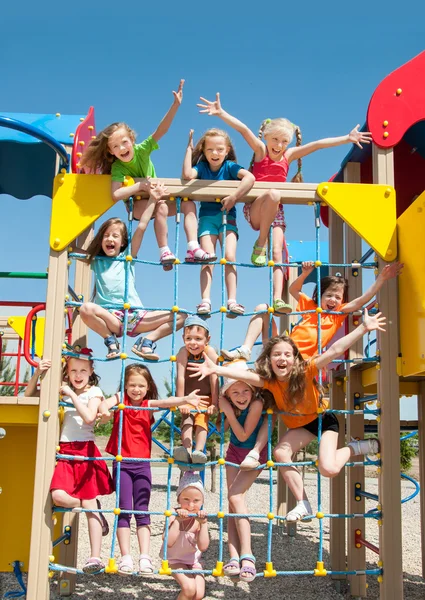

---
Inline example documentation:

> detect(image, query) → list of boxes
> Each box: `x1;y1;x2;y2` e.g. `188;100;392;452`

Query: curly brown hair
85;218;128;264
192;128;237;166
80;122;136;174
120;363;159;400
312;276;348;306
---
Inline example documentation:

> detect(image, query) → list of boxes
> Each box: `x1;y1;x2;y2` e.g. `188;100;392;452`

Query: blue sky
1;1;423;419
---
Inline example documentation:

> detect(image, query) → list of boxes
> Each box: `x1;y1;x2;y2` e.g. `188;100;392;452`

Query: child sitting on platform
80;80;214;269
174;315;219;468
188;309;384;522
99;363;206;576
78;214;186;360
182;128;255;317
198;92;373;314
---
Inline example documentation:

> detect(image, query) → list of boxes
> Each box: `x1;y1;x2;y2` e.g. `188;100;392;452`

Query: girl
188;309;384;522
197;93;372;314
78;210;186;360
182;129;255;317
80;81;214;269
175;315;219;467
50;351;113;574
160;472;209;600
99;364;207;576
24;358;51;397
221;261;402;362
220;360;270;583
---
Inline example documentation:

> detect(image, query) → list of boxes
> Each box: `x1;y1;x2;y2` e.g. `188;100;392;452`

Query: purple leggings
113;462;151;527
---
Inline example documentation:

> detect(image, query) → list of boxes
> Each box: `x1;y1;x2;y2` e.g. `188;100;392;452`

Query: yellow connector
314;561;327;576
212;561;224;577
159;559;172;575
105;557;118;573
264;562;277;577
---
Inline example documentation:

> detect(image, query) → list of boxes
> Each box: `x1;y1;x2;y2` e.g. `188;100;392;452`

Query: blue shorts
198;212;238;239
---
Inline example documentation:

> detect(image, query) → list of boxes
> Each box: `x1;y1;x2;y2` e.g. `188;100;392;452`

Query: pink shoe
160;250;176;271
185;248;217;263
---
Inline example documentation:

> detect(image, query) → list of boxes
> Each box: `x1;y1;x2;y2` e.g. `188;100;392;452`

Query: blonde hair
80;122;136;174
192;128;237;165
249;118;303;182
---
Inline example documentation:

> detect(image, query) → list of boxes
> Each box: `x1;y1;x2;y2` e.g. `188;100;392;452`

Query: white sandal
227;301;245;318
196;300;211;315
139;554;154;575
118;554;134;576
286;501;313;523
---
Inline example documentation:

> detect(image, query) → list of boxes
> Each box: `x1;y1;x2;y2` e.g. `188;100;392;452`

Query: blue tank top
229;407;264;449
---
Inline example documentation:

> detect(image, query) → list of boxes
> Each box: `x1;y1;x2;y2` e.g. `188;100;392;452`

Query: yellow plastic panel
398;191;425;377
50;174;114;251
0;405;39;425
7;316;45;359
317;182;397;260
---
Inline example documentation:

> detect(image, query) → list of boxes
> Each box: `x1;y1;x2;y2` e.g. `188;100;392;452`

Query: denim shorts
198;212;238;239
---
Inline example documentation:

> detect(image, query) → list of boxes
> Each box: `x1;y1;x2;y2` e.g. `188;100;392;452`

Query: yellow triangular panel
50;174;114;251
7;316;45;359
317;182;397;260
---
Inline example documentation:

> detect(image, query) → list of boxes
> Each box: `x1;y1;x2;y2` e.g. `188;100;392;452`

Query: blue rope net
50;197;392;582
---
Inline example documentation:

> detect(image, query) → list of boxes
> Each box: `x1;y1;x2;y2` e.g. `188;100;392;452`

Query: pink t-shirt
252;154;289;182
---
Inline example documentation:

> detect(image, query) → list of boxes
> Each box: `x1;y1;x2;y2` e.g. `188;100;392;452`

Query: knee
176;313;187;329
181;200;196;215
155;202;169;218
318;462;340;479
273;446;291;463
118;515;131;528
51;490;67;506
79;302;96;319
181;579;196;596
229;493;244;512
224;251;236;263
269;189;281;204
254;303;268;313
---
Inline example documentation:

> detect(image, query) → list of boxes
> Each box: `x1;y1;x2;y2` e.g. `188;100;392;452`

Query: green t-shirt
110;135;159;182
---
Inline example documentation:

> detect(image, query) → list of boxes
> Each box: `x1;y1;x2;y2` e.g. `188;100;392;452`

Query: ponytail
291;125;303;183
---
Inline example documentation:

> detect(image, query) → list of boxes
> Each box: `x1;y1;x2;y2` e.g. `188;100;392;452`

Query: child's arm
24;359;51;397
198;93;265;161
131;183;168;257
341;262;403;313
182;130;199;180
289;262;314;301
286;125;372;163
221;169;255;212
152;79;184;143
196;513;209;552
315;309;386;370
111;179;152;203
187;352;264;388
220;397;263;442
205;346;219;414
165;516;181;547
176;348;191;415
147;389;209;411
97;393;120;421
61;385;102;424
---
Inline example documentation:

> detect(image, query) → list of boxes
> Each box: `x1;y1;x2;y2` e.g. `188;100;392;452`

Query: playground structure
1;52;425;600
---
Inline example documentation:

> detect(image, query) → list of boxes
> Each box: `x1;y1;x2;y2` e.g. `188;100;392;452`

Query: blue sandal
104;334;120;359
239;554;256;583
132;337;160;361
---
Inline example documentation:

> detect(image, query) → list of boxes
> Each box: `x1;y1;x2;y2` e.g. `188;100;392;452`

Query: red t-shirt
106;394;154;458
252;154;289;182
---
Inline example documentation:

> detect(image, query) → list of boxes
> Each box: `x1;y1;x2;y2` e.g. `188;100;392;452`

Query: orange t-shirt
262;361;328;429
290;293;348;359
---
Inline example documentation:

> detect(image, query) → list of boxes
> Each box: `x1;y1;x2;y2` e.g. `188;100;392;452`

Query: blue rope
3;561;26;599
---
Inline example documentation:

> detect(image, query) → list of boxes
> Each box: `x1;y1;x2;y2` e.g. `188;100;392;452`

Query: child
220;361;269;583
160;472;209;600
174;315;219;467
188;309;385;522
78;213;186;360
50;351;113;573
221;261;403;362
80;81;214;270
99;363;207;576
24;358;51;397
182;129;255;317
198;93;372;314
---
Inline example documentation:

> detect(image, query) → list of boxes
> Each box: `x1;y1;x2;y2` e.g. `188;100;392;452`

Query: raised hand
149;181;168;202
172;79;185;105
207;404;217;415
197;92;223;117
60;384;73;398
302;261;315;274
39;358;52;372
185;389;210;410
187;129;194;150
196;509;208;524
176;508;189;521
348;125;373;149
187;352;216;380
380;261;404;280
363;308;386;333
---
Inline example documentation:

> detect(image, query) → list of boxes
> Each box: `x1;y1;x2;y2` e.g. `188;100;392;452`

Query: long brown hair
312;276;348;306
85;218;128;264
120;363;159;400
249;118;303;182
192;128;237;165
255;335;307;406
80;122;136;174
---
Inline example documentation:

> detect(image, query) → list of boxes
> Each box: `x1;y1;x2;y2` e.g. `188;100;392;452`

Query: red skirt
50;441;114;500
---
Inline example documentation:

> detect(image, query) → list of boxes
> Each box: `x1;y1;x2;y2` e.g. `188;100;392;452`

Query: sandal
239;554;256;583
139;554;154;575
273;298;293;315
286;500;313;523
118;554;134;576
185;248;217;263
82;557;105;574
160;250;176;272
240;452;261;471
227;301;245;319
96;499;109;536
221;346;251;361
104;334;120;359
132;337;160;361
196;300;212;316
191;450;207;465
223;558;241;578
251;242;267;267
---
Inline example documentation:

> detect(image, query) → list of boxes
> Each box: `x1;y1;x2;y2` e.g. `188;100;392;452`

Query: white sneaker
286;500;313;523
348;438;380;456
221;346;251;361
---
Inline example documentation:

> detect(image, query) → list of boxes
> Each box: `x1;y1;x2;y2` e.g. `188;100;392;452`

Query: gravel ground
1;468;424;600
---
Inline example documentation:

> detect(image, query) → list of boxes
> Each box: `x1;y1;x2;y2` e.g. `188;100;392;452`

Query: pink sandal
196;300;211;316
160;250;176;271
185;248;217;263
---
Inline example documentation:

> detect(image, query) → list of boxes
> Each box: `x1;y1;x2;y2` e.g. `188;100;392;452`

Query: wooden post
418;383;425;579
210;443;217;493
27;250;68;600
373;145;403;600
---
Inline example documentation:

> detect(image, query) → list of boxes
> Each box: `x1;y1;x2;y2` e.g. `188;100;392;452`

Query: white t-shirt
60;386;103;443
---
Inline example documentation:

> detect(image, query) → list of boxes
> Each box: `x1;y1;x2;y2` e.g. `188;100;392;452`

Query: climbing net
46;196;418;586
